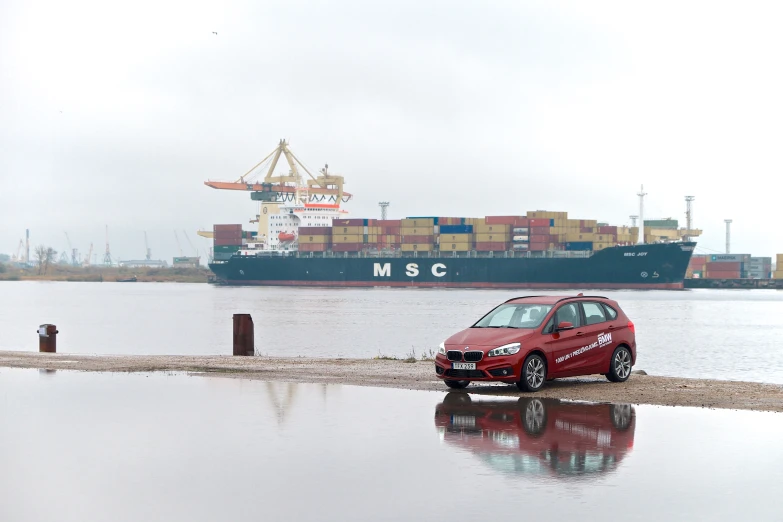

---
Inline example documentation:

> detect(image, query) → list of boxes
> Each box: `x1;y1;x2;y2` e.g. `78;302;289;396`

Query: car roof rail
503;295;547;303
554;295;609;303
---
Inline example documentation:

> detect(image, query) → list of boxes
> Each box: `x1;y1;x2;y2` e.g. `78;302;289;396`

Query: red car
435;294;636;391
434;394;635;478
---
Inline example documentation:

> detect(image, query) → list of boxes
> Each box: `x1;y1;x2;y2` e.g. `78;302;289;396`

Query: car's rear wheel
606;346;632;382
444;379;470;389
516;354;546;392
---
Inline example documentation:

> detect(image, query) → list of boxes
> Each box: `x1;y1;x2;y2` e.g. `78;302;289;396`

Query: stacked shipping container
774;254;783;280
213;224;244;260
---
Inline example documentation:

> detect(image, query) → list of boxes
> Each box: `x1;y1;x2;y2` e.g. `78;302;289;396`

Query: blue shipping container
565;241;593;251
439;225;473;234
550;219;555;227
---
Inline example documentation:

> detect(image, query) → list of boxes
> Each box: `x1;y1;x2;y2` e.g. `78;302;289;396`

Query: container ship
202;140;698;290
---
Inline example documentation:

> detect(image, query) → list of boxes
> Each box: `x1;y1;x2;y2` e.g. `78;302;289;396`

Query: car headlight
438;341;446;356
487;342;521;357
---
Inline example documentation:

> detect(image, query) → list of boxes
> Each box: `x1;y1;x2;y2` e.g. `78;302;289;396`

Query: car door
543;302;588;376
578;301;614;371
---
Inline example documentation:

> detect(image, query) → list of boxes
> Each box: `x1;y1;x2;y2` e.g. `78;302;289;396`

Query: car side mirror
556;321;574;331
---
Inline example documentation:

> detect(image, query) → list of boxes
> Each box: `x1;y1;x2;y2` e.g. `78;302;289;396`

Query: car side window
555;303;581;328
582;302;607;325
603;304;618;320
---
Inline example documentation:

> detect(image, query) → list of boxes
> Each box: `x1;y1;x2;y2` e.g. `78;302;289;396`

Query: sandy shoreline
2;350;782;412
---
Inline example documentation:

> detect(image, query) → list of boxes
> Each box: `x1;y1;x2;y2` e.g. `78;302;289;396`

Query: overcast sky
1;0;781;262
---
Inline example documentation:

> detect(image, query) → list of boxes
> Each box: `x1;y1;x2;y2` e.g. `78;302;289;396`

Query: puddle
0;369;781;522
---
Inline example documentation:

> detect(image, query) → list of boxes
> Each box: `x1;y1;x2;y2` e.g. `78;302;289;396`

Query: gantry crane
204;139;352;208
174;230;184;256
82;243;93;267
64;232;78;266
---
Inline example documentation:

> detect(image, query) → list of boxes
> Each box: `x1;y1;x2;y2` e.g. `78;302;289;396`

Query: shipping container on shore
476;242;511;251
710;254;751;263
706;261;741;272
705;271;741;279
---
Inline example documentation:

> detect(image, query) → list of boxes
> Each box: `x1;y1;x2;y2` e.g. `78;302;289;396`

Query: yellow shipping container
367;226;381;235
301;235;331;244
401;218;434;227
333;234;364;243
565;232;595;242
441;243;472;252
476;233;512;242
334;226;364;235
401;243;434;252
566;219;581;229
474;223;511;233
400;227;434;236
776;253;783;264
439;233;473;243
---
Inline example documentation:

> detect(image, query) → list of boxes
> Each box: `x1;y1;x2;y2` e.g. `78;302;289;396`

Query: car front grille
445;369;486;378
463;351;483;362
447;350;463;362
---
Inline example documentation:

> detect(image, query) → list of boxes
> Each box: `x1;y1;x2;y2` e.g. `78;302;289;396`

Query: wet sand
2;350;781;412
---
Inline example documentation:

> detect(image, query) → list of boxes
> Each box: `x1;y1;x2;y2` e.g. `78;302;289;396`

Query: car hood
445;328;537;348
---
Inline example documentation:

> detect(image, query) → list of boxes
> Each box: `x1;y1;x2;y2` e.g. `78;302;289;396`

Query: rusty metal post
233;314;254;356
38;324;58;353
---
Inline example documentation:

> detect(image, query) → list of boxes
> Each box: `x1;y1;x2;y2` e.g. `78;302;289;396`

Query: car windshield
473;304;553;329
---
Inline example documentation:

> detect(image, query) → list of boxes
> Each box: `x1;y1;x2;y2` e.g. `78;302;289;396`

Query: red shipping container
298;243;329;252
400;235;434;243
366;219;376;225
485;216;525;225
598;226;618;234
529;234;550;242
213;224;242;231
528;218;551;227
214;234;243;241
332;243;364;252
530;227;550;235
332;219;365;226
706;271;741;279
377;220;402;226
514;217;530;227
475;242;510;251
581;227;594;233
214;238;243;246
298;227;332;235
383;227;401;234
706;262;741;271
529;242;548;251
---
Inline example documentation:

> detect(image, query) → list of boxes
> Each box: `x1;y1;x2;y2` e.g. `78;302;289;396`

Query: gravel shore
2;350;782;412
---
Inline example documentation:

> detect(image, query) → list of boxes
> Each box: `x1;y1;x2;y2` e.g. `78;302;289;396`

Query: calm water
1;282;783;383
0;369;781;522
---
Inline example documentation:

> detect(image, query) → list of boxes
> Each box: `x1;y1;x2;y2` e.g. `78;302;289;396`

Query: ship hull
209;242;696;290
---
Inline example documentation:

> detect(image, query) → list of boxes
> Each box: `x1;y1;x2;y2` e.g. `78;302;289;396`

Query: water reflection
435;394;635;479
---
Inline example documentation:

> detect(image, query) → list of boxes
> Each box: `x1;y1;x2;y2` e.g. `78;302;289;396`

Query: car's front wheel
444;379;470;389
516;354;546;392
606;346;632;382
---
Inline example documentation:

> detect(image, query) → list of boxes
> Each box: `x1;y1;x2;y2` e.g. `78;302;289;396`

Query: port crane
174;230;184;256
204;139;352;208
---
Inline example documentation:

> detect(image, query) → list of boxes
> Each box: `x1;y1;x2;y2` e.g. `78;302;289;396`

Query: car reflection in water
435;394;635;479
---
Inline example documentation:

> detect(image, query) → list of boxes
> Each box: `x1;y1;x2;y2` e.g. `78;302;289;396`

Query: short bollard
38;324;58;353
233;314;254;356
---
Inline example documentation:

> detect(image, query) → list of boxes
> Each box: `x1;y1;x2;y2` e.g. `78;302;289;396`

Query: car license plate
452;415;476;428
452;362;476;370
